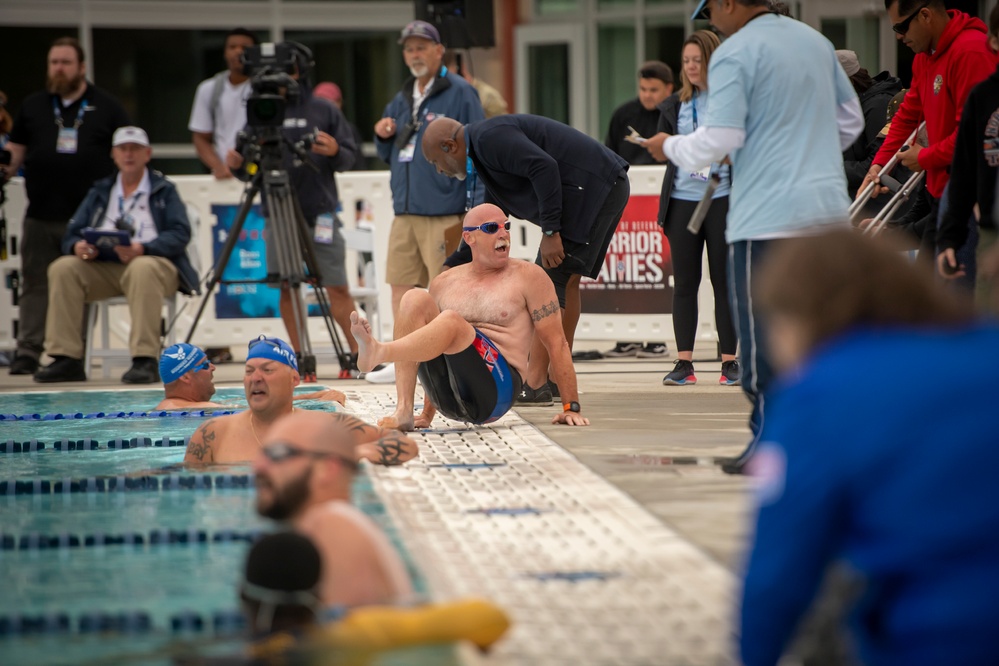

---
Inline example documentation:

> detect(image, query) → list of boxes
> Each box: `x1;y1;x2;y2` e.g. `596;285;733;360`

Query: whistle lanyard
464;145;477;212
52;96;87;130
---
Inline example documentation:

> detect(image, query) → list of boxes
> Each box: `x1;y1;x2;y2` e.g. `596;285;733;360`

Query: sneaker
10;354;40;375
662;359;696;386
546;379;560;399
516;383;553;405
34;356;86;383
720;360;741;386
122;357;160;384
636;343;669;358
364;363;396;384
604;342;642;357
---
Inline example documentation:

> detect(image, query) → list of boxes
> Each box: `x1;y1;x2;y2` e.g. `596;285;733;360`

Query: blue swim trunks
417;329;522;425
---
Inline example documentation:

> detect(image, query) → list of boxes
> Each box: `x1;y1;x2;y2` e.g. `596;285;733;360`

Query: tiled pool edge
350;389;739;665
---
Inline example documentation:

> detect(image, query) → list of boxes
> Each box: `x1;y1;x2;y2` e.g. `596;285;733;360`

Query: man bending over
183;336;416;465
350;203;589;430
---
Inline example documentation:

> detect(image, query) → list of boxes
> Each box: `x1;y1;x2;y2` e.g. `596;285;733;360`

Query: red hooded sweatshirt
874;10;996;198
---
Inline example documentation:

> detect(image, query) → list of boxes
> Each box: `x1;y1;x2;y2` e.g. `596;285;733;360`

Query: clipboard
83;228;132;262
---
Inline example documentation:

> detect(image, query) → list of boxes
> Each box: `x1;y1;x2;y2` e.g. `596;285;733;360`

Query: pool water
0;390;450;665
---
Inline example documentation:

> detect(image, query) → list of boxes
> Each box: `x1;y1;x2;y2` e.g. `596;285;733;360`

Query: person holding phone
645;30;739;387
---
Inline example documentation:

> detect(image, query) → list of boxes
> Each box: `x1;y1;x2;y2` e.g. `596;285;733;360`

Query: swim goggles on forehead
462;220;511;234
248;335;285;353
261;442;359;471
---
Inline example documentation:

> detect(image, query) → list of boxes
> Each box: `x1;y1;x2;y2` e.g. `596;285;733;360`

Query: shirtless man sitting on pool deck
182;336;417;466
350;202;589;431
155;342;346;411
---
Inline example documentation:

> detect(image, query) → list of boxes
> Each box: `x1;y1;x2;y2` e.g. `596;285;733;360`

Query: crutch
848;120;926;223
863;169;925;237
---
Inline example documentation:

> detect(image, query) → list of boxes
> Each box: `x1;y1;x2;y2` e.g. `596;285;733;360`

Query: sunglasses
892;1;929;35
261;442;359;471
462;220;511;234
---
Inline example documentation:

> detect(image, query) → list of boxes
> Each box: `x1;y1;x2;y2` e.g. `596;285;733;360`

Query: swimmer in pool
253;411;414;607
155;342;347;411
350;202;589;431
182;336;417;466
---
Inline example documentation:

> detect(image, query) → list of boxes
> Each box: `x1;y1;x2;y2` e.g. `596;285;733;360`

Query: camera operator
226;44;360;366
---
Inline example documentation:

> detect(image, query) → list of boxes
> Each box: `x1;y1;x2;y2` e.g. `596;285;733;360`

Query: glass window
597;22;637;139
820;16;881;76
535;0;580;15
645;16;686;86
527;44;570;124
597;0;635;8
0;27;80;122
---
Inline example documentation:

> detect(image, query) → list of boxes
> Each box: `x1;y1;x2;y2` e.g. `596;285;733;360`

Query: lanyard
464;144;477;211
52;96;87;130
691;93;699;131
116;191;143;235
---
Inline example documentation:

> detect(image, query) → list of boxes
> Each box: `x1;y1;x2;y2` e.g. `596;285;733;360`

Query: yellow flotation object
250;598;510;662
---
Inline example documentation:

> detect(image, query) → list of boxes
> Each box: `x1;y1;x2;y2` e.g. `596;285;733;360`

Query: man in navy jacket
34;127;196;384
422;114;629;398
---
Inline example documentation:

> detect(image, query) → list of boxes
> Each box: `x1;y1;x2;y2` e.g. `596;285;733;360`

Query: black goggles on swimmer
261;442;359;471
462;220;511;234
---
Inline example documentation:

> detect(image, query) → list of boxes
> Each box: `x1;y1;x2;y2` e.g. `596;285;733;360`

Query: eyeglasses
892;1;929;35
462;220;511;234
261;442;359;471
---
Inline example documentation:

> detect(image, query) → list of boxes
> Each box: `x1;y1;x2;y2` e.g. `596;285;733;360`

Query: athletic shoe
604;342;642;357
516;383;553;406
546;379;560;399
720;360;741;386
636;343;669;358
662;359;696;386
364;363;396;384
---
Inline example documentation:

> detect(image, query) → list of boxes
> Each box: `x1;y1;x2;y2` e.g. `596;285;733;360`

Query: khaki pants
45;255;179;360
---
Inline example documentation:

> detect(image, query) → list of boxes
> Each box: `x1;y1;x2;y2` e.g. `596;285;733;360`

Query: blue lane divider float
0;437;191;453
0;528;265;550
0;609;247;637
0;474;254;495
0;409;238;422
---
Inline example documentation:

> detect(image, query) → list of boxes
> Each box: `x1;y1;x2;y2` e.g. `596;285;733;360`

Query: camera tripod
184;137;351;381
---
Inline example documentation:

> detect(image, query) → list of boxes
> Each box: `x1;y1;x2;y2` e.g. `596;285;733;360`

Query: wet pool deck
0;343;754;664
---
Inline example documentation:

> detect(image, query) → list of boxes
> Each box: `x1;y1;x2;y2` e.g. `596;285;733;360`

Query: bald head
464;203;505;228
421;117;466;179
264;411;356;463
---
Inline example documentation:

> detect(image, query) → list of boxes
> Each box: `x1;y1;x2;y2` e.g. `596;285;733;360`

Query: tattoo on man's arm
187;423;216;462
332;412;373;435
375;435;406;466
531;300;559;322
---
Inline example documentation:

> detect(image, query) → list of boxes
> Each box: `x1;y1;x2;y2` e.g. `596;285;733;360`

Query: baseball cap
398;20;441;45
247;335;299;372
313;82;342;105
836;50;861;77
112;126;150;147
159;343;209;385
691;0;710;20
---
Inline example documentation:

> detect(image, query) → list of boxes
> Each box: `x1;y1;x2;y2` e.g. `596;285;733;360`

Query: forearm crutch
864;169;926;237
848;120;926;223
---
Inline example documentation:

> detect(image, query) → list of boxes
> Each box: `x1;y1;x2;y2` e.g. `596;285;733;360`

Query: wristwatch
563;401;581;413
544;229;558;237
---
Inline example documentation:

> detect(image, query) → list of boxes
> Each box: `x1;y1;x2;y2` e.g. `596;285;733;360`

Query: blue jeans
728;240;777;459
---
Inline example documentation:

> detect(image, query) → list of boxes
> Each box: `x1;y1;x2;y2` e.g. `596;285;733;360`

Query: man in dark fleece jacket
937;3;999;311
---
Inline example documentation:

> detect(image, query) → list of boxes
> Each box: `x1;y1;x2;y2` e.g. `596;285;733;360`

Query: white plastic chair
82;202;201;378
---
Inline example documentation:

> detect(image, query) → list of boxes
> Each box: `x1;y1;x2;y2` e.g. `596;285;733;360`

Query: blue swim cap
246;335;299;372
160;343;209;384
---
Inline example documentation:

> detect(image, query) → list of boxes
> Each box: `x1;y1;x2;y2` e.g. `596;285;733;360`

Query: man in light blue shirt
665;0;863;473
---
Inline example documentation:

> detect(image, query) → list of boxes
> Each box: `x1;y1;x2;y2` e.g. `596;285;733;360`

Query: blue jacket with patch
63;168;199;295
376;66;485;216
741;323;999;666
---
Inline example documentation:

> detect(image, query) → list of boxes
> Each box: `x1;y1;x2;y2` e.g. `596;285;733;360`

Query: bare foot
377;412;415;432
349;311;381;372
